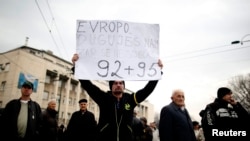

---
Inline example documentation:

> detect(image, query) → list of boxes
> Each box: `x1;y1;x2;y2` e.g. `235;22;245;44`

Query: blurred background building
0;46;155;126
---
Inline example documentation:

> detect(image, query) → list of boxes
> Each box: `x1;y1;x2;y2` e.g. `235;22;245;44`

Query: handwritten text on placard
75;20;160;80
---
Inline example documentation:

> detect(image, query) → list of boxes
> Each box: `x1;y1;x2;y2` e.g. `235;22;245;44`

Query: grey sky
1;0;250;121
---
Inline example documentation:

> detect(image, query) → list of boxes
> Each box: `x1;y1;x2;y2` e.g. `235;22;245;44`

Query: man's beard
113;90;123;95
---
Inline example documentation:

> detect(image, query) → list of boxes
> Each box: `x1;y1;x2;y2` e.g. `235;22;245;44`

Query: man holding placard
72;54;162;141
72;20;163;141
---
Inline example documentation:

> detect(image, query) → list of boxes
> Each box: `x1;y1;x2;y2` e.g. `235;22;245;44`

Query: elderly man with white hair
40;99;58;141
159;89;196;141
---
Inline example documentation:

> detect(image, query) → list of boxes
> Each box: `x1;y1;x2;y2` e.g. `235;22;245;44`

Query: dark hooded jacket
201;98;250;141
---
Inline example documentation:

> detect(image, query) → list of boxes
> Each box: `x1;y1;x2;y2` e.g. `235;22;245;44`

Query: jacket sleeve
233;102;249;118
72;66;107;103
233;102;250;131
201;105;216;140
134;80;158;103
79;80;107;104
159;106;174;141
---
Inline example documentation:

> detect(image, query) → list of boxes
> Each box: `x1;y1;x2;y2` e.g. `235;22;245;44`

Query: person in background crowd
159;89;196;141
1;81;42;141
132;110;144;141
192;121;205;141
0;108;4;118
140;117;153;141
64;99;97;141
0;108;4;132
40;99;58;141
150;122;159;141
57;124;66;141
71;53;163;141
201;87;250;141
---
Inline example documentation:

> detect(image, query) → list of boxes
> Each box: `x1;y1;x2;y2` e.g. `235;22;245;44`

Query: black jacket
65;110;97;141
79;79;158;141
132;116;144;141
1;99;42;141
40;108;58;141
201;98;250;141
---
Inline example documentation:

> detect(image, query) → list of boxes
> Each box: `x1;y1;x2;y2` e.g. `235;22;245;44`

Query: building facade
0;46;155;125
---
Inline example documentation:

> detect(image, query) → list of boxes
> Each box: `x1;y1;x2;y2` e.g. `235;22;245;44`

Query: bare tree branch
228;73;250;113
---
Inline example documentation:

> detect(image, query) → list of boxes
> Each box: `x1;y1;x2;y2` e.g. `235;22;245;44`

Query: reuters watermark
212;129;247;136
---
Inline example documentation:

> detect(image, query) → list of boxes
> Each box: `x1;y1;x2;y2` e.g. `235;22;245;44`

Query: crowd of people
0;53;249;141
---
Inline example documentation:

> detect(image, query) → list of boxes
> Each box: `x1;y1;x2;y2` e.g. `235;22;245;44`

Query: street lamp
231;34;250;45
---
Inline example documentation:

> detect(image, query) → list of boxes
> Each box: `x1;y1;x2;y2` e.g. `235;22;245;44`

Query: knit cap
109;81;125;90
217;87;232;99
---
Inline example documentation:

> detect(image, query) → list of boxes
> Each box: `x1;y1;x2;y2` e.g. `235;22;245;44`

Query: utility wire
164;45;250;63
46;0;69;58
35;0;63;58
165;44;231;58
35;0;51;33
164;37;250;60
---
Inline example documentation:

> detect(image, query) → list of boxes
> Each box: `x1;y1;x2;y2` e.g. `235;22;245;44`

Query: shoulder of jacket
10;99;19;103
29;100;40;107
73;111;80;114
123;92;131;96
205;102;215;108
88;111;95;115
204;102;220;114
6;99;19;105
160;105;171;112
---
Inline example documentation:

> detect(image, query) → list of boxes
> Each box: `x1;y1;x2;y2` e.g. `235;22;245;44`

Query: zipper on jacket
100;123;109;132
115;103;123;141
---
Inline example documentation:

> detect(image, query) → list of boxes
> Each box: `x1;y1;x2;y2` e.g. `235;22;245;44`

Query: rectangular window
57;94;60;103
45;75;51;84
43;91;49;100
67;112;71;119
4;63;10;71
68;97;72;105
0;64;3;72
61;112;64;119
58;81;62;87
0;81;6;91
73;98;76;106
70;84;73;91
